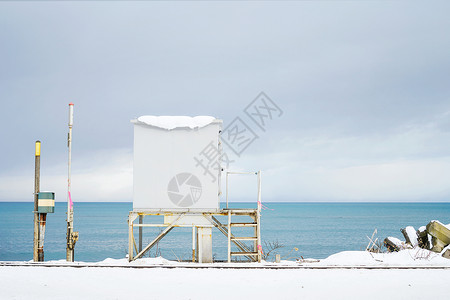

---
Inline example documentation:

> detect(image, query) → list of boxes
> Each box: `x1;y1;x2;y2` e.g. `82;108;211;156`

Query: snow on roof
132;115;218;130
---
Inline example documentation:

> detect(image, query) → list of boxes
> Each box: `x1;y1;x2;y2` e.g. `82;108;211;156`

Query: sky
0;1;449;202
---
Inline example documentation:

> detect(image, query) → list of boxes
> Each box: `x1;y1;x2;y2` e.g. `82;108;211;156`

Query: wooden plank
230;252;259;256
231;237;258;241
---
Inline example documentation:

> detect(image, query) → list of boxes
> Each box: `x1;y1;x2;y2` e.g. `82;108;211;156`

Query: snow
134;115;217;130
385;236;412;250
98;256;180;266
1;265;449;300
387;236;403;247
15;249;448;268
1;251;449;299
317;249;450;267
441;245;450;254
404;226;418;247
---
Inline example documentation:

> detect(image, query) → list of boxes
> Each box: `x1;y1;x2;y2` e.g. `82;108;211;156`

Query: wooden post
227;210;231;263
253;214;258;255
138;215;143;253
33;141;41;262
257;171;262;262
38;213;46;261
192;226;196;262
128;213;137;262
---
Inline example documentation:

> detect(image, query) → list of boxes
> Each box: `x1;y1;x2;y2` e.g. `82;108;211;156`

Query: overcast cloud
1;1;449;202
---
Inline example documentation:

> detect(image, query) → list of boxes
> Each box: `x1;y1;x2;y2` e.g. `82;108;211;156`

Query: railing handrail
225;170;262;211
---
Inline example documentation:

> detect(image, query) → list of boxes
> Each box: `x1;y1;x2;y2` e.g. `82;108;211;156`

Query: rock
384;237;409;252
417;226;430;249
426;221;450;253
442;248;450;259
401;226;418;247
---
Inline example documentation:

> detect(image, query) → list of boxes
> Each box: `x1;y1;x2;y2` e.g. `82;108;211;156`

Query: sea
1;202;449;262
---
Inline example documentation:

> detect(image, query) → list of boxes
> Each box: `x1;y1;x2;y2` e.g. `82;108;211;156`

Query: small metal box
38;192;55;213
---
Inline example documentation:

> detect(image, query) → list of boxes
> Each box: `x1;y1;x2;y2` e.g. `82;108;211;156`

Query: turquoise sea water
1;202;449;262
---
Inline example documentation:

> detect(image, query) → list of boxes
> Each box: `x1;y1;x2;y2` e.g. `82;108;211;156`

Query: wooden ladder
226;210;261;262
206;210;262;262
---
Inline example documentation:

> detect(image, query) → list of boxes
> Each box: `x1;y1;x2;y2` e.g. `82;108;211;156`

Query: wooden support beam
133;214;184;261
128;213;138;262
138;215;143;253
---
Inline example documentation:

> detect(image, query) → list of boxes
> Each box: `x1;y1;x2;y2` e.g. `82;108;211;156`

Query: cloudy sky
1;1;449;202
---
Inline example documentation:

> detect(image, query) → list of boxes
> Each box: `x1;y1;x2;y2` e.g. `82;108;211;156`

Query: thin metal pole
33;141;40;262
226;172;229;209
257;171;262;211
66;103;75;262
226;171;257;175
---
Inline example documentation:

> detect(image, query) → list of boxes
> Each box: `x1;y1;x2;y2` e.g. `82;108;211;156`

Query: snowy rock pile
384;220;450;259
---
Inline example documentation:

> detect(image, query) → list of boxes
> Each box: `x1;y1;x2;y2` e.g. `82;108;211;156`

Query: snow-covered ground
316;248;450;267
1;250;449;300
